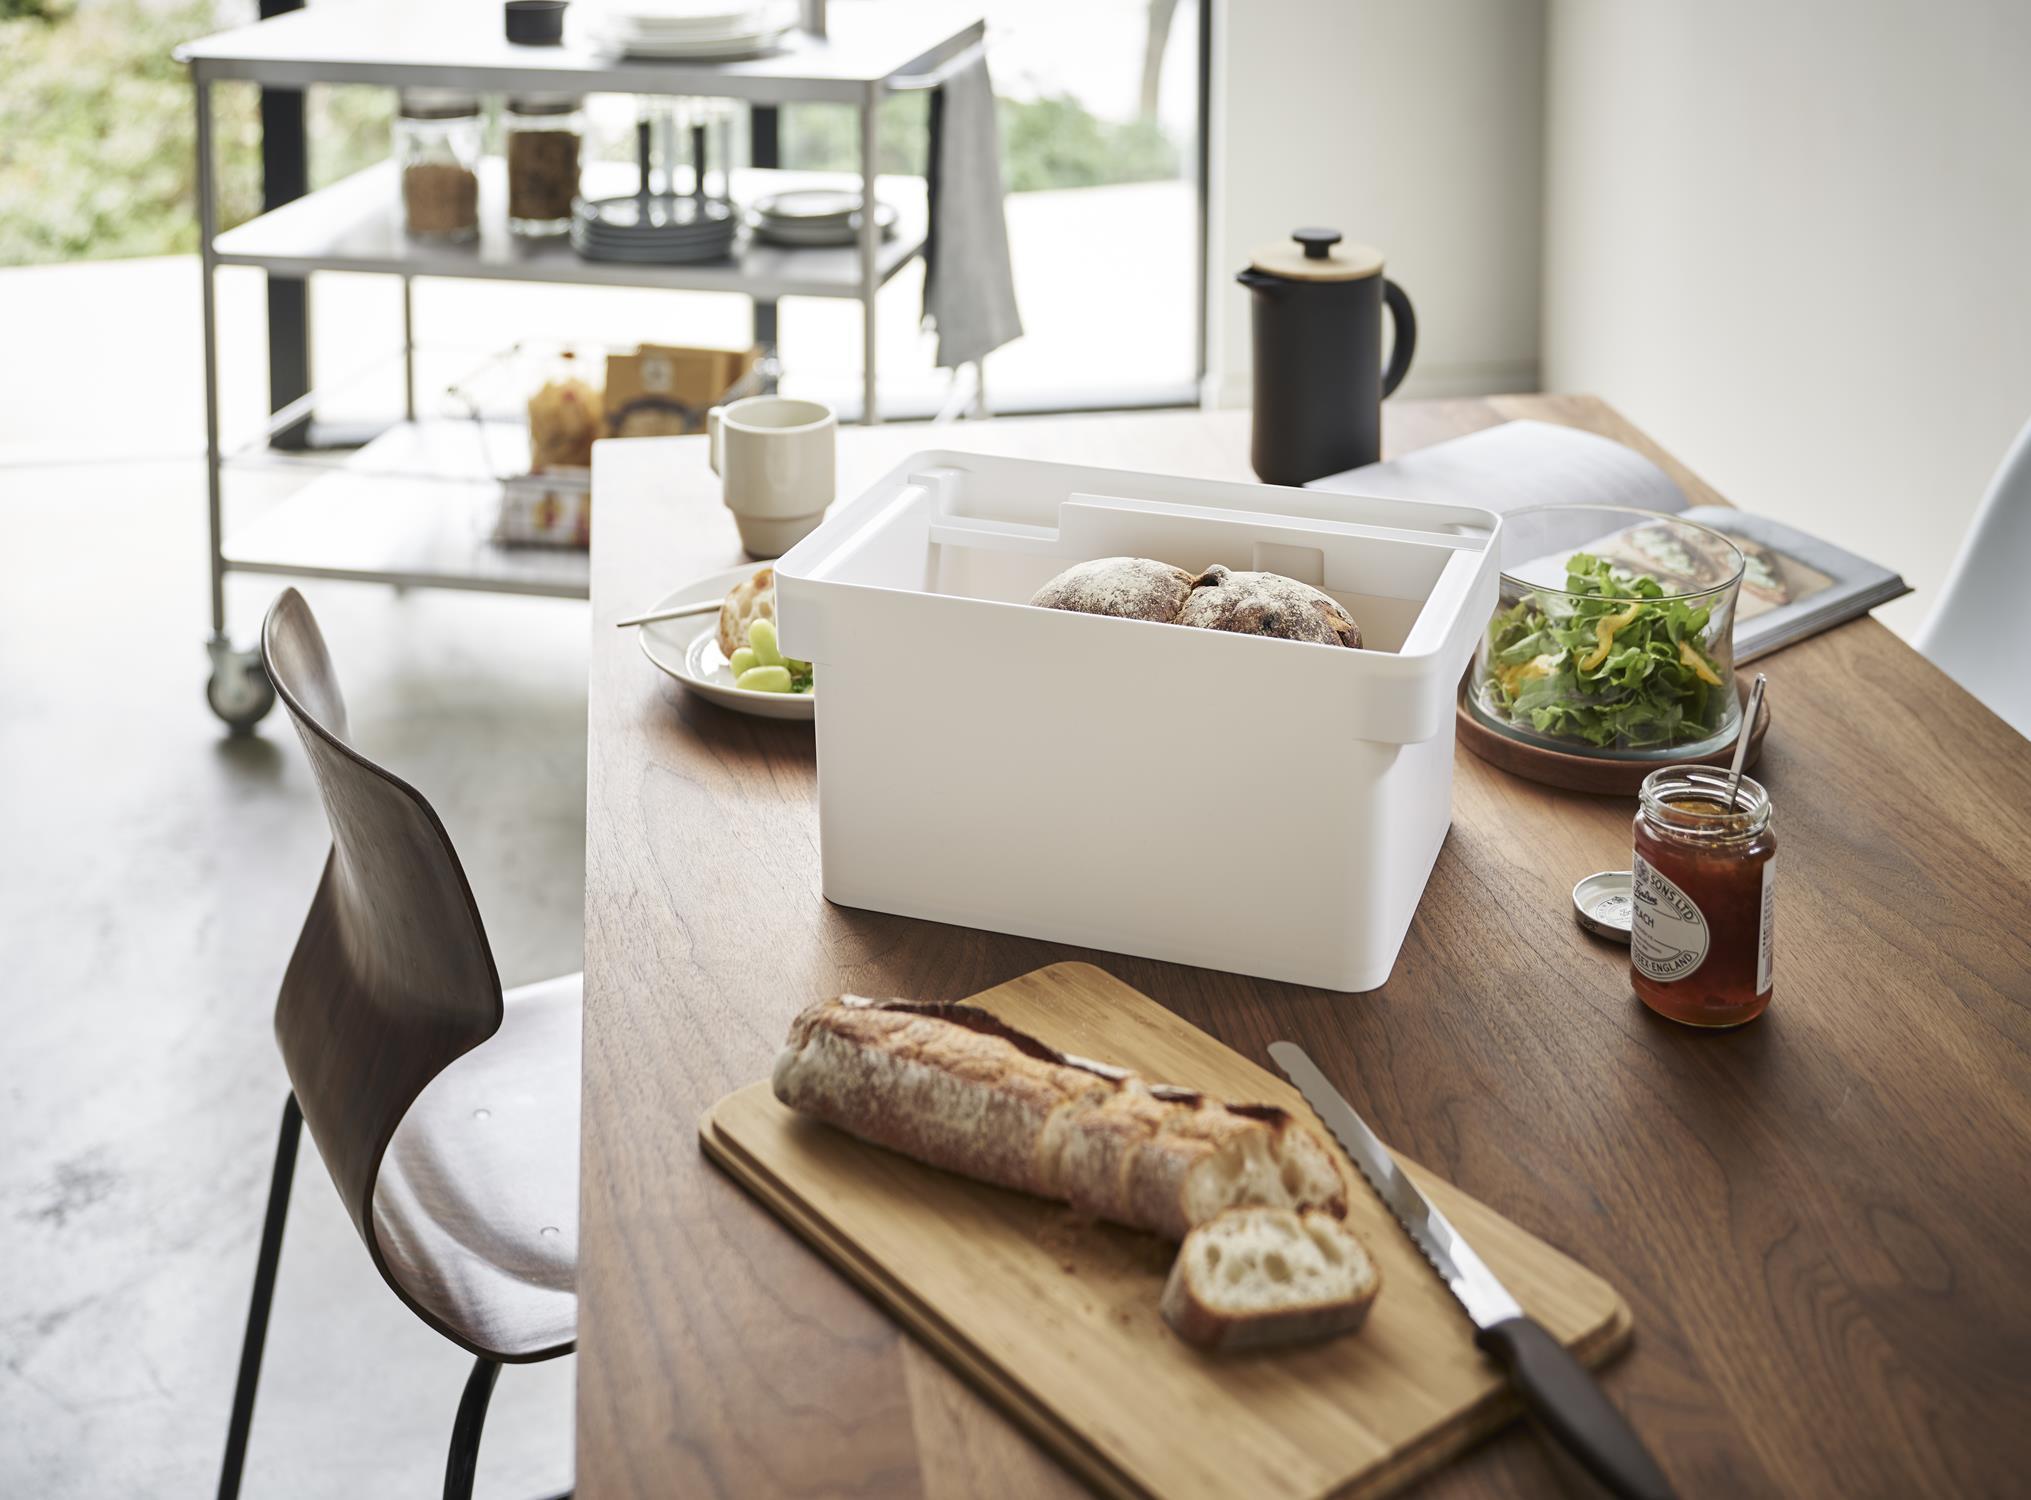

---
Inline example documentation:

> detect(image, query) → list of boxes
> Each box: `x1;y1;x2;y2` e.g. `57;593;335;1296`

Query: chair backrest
260;589;504;1265
1915;417;2031;737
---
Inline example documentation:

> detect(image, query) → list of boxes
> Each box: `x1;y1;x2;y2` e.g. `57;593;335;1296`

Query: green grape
784;657;812;674
746;617;784;667
728;646;758;676
735;664;793;693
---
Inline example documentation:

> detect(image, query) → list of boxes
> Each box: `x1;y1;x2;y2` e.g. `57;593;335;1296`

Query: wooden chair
217;588;579;1500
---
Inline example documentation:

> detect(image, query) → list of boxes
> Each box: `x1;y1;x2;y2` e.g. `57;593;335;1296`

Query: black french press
1237;228;1416;487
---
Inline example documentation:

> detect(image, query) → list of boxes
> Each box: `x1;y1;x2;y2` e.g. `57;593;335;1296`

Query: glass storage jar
505;94;584;237
395;89;482;241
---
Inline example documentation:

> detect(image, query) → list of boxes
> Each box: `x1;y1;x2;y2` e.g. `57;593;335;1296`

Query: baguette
1161;1207;1381;1352
771;996;1349;1241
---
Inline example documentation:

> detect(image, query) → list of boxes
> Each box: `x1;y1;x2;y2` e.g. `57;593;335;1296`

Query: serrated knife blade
1269;1040;1522;1329
1269;1041;1678;1500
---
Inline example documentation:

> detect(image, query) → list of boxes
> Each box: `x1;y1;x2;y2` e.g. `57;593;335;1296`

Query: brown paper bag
603;344;760;437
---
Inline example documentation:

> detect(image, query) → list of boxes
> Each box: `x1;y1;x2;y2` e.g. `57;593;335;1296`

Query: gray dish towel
922;50;1023;369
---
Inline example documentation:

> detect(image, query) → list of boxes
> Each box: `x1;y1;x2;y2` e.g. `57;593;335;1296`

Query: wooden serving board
700;963;1632;1500
1457;673;1771;797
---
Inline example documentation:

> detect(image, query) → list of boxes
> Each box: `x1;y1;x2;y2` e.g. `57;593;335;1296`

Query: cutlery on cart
1270;1041;1679;1500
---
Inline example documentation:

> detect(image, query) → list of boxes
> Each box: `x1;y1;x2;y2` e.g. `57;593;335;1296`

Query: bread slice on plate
1162;1207;1381;1352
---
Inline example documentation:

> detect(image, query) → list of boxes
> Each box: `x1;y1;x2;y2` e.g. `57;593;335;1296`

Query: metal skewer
1725;673;1768;806
615;599;721;628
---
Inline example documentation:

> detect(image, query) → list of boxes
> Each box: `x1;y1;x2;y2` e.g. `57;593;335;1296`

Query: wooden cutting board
700;962;1632;1500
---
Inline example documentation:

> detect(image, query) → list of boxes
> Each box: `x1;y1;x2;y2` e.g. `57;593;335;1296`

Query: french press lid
1247;227;1385;283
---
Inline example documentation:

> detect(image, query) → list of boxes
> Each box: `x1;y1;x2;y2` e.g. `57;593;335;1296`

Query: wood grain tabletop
576;397;2031;1499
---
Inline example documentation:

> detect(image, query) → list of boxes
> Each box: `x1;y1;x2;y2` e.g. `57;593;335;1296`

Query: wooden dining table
575;396;2031;1499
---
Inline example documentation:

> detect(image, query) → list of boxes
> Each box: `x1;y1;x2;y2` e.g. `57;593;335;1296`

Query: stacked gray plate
571;194;737;264
749;189;899;248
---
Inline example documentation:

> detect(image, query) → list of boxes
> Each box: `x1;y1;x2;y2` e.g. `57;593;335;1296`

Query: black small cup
505;0;567;45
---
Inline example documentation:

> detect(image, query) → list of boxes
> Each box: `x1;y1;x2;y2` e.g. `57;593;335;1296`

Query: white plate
638;565;814;721
752;187;861;222
589;25;787;58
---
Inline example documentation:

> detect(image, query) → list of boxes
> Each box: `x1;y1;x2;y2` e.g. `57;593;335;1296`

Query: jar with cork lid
505;94;584;237
395;89;482;241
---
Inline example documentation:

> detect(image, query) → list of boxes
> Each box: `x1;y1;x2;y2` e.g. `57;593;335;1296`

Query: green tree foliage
1;0;1179;267
1;0;70;21
0;0;389;265
781;92;1179;193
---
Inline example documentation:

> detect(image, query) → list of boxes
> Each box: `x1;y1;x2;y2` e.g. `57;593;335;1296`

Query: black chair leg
217;1093;303;1500
445;1354;502;1500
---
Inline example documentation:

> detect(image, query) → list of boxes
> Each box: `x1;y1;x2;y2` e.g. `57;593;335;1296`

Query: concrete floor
0;458;588;1496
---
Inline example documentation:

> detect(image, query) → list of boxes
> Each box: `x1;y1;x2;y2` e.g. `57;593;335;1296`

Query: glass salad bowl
1464;504;1746;760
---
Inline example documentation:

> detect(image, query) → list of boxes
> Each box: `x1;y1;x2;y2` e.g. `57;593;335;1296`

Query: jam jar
1631;767;1775;1027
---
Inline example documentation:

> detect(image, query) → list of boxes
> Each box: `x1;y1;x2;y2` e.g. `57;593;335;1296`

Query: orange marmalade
1631;768;1775;1027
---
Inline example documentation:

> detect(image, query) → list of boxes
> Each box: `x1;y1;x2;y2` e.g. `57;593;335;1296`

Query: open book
1309;420;1908;662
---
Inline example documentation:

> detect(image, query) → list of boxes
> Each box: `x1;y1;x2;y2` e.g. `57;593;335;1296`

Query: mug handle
707;405;725;476
1381;279;1417;399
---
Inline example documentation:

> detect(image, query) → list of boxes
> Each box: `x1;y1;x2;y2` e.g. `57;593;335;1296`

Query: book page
1307;419;1692;514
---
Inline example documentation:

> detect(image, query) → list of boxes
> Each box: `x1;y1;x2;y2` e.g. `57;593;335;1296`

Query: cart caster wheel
206;640;276;733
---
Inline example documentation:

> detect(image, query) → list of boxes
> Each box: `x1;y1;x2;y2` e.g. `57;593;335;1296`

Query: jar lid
508;93;584;115
399;88;482;120
1572;869;1634;943
1249;227;1384;283
505;0;568;44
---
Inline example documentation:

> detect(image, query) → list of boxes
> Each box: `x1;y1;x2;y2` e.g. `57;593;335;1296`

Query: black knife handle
1476;1316;1678;1500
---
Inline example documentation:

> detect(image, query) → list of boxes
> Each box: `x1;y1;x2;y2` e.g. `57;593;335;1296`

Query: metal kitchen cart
178;0;984;728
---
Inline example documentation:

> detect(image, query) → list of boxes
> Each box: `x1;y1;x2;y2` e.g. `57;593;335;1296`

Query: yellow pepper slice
1678;639;1723;685
1577;602;1644;671
1497;652;1561;698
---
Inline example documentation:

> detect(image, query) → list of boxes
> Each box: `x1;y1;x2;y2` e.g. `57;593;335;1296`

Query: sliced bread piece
1161;1206;1381;1352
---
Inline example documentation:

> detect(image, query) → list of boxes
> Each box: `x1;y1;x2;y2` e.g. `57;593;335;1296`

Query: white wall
1209;0;1546;407
1542;0;2031;637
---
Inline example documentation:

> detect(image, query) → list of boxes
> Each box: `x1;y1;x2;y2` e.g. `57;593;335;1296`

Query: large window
772;0;1207;417
0;0;1205;454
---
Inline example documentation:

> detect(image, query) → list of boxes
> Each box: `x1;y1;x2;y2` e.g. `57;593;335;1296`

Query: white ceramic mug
707;395;837;558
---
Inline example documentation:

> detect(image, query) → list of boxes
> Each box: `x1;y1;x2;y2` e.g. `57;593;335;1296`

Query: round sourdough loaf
1029;556;1197;623
1029;556;1362;648
1177;564;1362;648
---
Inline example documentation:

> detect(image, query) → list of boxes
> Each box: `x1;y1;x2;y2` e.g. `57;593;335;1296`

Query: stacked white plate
749;189;900;248
589;0;795;59
571;194;738;263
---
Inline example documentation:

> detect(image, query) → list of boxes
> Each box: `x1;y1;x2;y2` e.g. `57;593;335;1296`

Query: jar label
1757;857;1776;995
1632;852;1709;982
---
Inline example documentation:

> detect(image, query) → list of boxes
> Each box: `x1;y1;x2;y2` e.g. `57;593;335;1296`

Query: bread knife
1269;1041;1677;1500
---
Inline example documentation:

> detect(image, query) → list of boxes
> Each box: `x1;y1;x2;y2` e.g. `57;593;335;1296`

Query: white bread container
774;452;1501;991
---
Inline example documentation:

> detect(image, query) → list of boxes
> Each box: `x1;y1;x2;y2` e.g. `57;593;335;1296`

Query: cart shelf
215;161;930;299
177;0;984;106
225;420;590;599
